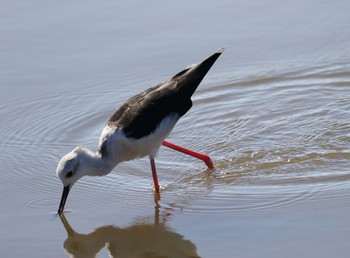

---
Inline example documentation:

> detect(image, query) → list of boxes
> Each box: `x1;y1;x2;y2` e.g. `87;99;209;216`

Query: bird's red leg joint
162;140;214;169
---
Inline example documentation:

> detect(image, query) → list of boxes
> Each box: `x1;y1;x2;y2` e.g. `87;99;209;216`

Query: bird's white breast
98;113;180;165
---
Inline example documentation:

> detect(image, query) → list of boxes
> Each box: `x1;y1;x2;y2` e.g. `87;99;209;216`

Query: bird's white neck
76;147;116;177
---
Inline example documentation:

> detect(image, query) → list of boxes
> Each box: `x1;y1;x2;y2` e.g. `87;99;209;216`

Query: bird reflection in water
59;202;200;258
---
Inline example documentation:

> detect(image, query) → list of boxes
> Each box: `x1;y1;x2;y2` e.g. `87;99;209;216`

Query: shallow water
1;1;350;257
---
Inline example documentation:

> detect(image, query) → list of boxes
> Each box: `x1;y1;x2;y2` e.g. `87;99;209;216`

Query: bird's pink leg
149;157;160;193
162;140;214;169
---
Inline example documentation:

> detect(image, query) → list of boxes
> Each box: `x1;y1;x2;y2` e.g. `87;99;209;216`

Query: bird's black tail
171;48;224;97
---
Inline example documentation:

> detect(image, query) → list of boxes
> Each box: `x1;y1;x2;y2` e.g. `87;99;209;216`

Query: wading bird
56;48;224;214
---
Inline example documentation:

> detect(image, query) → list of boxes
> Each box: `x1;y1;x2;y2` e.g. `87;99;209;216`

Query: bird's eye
65;171;74;178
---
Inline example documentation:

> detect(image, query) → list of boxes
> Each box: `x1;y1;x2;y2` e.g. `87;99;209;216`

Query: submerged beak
57;185;70;215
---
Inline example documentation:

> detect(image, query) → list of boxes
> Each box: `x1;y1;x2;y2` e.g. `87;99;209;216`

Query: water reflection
59;203;199;258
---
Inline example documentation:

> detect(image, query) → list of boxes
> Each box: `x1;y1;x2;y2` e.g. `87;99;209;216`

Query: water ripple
2;59;350;216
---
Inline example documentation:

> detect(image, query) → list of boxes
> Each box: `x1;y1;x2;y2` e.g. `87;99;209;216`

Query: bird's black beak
57;185;70;215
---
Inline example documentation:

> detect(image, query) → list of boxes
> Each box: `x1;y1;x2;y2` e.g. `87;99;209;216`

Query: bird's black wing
107;79;192;139
107;48;223;139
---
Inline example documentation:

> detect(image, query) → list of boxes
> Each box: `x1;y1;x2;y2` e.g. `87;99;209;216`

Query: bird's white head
57;147;86;187
56;146;98;214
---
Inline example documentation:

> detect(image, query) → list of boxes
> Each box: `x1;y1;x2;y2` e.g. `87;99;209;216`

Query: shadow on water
59;201;200;258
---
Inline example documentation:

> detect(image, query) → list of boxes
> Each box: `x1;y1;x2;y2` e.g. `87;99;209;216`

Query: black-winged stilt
56;48;224;214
